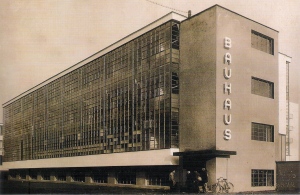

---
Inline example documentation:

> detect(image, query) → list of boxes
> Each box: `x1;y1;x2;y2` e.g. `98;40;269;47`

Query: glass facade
3;20;180;162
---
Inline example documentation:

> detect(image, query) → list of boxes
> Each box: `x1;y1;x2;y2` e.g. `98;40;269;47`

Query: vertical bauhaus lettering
223;37;233;140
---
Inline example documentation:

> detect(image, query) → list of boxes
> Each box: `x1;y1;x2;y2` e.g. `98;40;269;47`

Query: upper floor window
172;24;179;50
251;77;274;99
251;122;274;142
172;72;179;94
251;30;274;55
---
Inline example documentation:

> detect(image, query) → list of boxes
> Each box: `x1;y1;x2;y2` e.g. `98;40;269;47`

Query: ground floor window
251;169;274;187
72;172;85;182
19;172;26;179
93;172;108;183
57;173;66;181
30;173;37;180
146;171;169;186
117;170;136;184
9;172;17;179
42;173;50;180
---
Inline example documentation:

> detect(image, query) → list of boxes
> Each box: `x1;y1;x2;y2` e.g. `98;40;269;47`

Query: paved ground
1;180;299;194
1;180;169;194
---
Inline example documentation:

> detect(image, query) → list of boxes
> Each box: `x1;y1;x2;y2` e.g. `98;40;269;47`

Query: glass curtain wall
3;21;180;161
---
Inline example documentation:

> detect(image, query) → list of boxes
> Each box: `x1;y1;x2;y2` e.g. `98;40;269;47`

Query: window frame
251;30;274;55
251;122;274;142
251;77;274;99
251;169;274;187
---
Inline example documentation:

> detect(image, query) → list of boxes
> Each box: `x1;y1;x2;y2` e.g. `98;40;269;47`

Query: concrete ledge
3;149;179;169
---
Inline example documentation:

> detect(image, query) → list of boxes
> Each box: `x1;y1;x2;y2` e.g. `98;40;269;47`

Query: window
251;122;274;142
117;170;136;184
93;172;108;183
251;170;274;187
251;77;274;98
57;173;66;181
171;72;179;94
146;170;169;186
251;30;274;55
172;24;179;49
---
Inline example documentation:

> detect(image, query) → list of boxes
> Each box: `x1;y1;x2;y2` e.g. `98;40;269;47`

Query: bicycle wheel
225;182;234;193
212;184;222;193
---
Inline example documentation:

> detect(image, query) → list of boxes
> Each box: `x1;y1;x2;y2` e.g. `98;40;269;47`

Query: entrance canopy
173;149;237;160
173;150;237;169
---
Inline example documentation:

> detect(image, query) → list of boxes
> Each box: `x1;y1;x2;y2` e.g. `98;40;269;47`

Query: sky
0;0;299;123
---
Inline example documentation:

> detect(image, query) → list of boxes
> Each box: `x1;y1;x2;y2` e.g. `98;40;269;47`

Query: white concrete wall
278;53;289;135
2;149;179;169
287;102;299;161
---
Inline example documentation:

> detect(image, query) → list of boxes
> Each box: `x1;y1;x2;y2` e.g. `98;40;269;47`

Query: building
2;5;285;192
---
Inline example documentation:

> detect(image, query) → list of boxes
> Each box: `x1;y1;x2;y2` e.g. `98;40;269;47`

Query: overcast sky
0;0;299;123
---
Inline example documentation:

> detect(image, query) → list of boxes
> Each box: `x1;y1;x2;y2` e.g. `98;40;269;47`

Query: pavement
1;180;299;194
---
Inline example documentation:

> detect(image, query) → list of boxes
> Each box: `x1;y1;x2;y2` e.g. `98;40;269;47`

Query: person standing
169;170;176;191
186;171;193;192
193;170;202;192
199;168;208;193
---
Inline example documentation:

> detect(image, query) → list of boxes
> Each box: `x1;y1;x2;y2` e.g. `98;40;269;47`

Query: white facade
286;102;299;161
278;53;299;161
278;53;289;135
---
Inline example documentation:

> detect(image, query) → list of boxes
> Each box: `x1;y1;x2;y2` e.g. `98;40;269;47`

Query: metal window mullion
60;77;64;157
168;22;172;148
131;46;135;151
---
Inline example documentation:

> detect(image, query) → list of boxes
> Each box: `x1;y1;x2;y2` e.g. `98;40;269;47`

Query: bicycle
212;177;234;193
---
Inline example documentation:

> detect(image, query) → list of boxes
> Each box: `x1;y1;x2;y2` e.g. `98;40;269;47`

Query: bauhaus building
2;5;288;192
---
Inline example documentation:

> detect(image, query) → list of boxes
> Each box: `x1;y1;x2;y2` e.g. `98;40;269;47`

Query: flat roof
182;4;278;32
3;12;187;107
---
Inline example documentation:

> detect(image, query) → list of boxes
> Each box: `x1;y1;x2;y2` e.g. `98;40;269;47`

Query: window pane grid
3;20;180;162
251;122;274;142
251;77;274;98
251;169;274;187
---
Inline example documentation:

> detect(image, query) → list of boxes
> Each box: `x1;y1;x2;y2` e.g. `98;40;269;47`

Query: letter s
224;129;232;140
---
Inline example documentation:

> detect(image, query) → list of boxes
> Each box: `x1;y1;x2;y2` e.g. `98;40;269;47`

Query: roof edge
278;52;292;59
183;4;278;32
